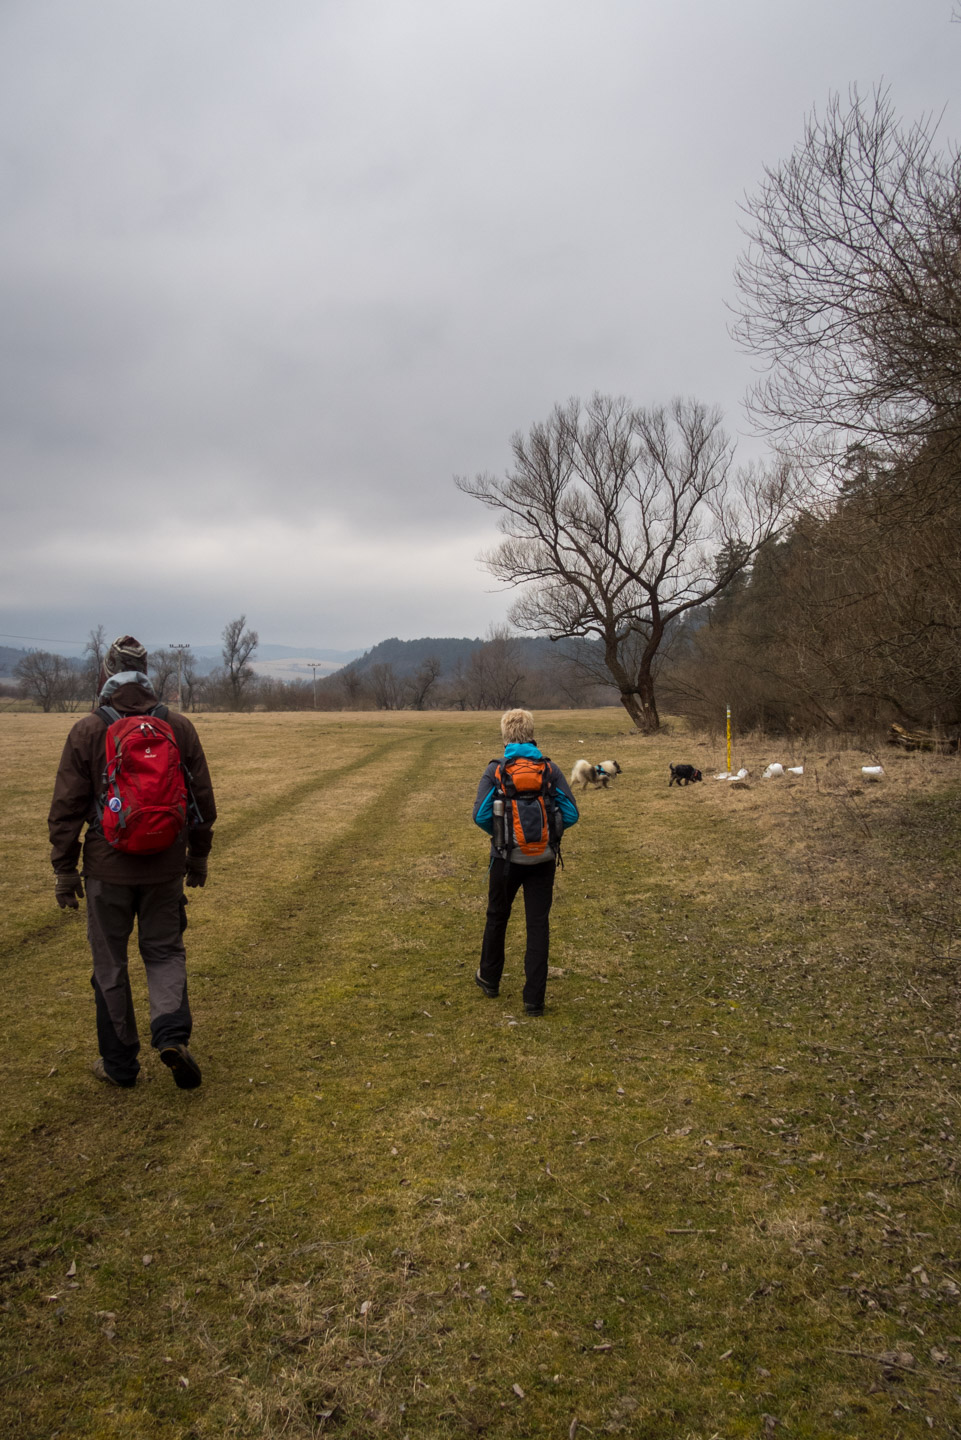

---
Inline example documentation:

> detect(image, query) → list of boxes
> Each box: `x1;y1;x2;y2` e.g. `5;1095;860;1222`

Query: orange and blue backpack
492;754;563;866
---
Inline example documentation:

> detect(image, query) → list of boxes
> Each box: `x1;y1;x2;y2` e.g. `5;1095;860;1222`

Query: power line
0;631;88;646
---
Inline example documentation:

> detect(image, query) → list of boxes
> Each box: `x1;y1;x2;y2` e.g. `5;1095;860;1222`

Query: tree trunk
619;688;659;733
618;641;662;732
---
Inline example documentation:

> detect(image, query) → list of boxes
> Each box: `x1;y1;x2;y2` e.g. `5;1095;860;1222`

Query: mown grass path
1;711;959;1438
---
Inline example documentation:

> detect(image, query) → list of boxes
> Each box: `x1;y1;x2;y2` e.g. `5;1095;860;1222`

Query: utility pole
171;644;191;711
310;663;320;710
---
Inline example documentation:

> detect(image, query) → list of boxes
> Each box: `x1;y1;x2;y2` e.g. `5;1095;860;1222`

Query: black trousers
479;857;556;1008
85;877;192;1085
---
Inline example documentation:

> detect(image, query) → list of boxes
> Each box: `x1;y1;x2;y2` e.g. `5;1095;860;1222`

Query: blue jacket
473;744;579;855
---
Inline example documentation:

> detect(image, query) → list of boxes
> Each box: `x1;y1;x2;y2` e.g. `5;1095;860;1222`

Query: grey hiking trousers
85;876;192;1085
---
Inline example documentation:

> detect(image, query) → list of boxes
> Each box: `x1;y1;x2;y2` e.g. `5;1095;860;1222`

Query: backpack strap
91;707;120;830
539;758;565;869
148;708;204;827
492;760;514;797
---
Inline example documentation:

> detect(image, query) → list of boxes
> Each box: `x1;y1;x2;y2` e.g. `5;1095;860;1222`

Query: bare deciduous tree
335;667;368;709
722;86;961;732
148;648;180;703
221;615;259;710
15;651;77;712
457;394;793;731
82;624;107;701
179;649;200;711
405;655;442;710
437;657;472;711
733;86;961;472
369;662;402;710
462;627;525;710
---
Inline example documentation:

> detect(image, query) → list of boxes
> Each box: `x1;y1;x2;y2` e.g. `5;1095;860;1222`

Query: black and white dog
571;758;622;790
669;764;702;786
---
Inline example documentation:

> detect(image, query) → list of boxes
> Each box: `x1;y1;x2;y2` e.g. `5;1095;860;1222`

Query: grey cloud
1;0;958;647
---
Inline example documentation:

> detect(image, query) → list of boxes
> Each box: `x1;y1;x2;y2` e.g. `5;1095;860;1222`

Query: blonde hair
500;708;535;745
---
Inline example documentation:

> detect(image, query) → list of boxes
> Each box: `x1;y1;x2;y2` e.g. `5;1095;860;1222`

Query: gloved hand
55;872;84;910
185;855;208;888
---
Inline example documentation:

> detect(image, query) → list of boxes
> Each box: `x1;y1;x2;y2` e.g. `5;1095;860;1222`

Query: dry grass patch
1;711;959;1438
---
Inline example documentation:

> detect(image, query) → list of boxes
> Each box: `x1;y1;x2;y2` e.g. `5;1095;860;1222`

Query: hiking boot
524;1002;546;1016
92;1057;135;1088
475;969;499;998
160;1043;203;1090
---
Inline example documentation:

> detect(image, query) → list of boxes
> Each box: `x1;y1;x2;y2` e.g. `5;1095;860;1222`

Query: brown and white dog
571;758;622;790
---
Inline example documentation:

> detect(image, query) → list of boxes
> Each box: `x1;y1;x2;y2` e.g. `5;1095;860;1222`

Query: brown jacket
48;681;216;884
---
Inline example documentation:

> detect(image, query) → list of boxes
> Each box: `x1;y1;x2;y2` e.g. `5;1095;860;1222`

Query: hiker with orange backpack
48;635;216;1090
472;708;578;1016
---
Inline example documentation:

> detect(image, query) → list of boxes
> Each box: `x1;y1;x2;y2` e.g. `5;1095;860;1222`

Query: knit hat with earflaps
97;635;150;696
105;635;148;675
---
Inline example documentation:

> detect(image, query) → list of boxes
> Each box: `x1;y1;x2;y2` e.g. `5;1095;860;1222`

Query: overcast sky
1;0;958;656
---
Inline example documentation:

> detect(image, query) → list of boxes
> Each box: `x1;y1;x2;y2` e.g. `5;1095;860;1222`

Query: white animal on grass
571;758;622;790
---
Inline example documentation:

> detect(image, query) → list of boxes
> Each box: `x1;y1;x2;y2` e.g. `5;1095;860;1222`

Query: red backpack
96;705;188;854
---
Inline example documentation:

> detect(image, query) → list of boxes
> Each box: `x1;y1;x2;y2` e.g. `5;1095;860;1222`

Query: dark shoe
92;1057;136;1088
475;969;499;998
524;1002;546;1016
160;1043;203;1090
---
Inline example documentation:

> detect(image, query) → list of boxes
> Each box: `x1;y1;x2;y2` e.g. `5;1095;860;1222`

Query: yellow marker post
726;705;732;772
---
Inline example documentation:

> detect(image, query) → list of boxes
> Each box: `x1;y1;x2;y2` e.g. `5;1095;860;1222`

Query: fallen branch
836;1167;957;1189
888;723;959;754
828;1348;951;1387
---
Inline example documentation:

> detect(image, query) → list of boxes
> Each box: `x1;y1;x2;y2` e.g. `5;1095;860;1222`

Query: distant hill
342;635;568;678
345;637;483;676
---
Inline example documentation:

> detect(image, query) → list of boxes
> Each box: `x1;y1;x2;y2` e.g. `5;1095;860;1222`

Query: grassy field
0;709;959;1439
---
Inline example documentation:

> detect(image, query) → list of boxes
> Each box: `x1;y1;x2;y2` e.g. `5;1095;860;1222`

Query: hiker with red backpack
472;708;579;1016
48;635;216;1090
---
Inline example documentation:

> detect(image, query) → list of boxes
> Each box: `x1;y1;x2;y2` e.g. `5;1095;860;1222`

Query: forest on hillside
656;91;961;739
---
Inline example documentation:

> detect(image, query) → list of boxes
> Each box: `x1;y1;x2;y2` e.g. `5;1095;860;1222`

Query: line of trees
9;618;256;713
8;618;617;714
